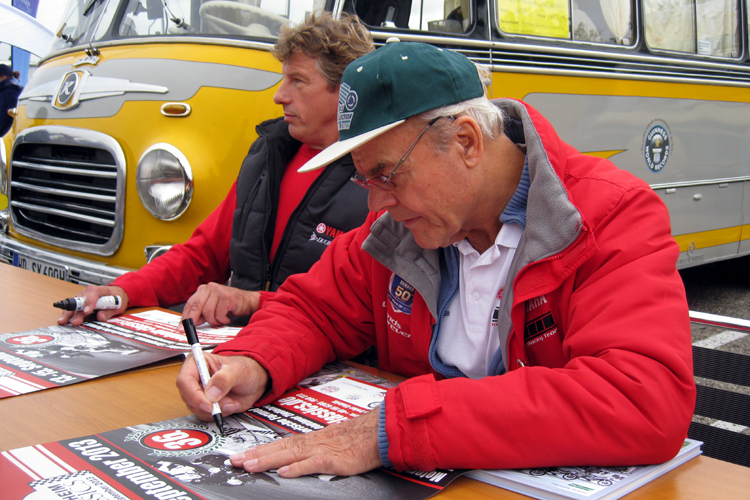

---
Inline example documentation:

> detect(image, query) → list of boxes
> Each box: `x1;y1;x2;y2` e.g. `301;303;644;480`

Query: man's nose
367;188;397;213
273;81;289;104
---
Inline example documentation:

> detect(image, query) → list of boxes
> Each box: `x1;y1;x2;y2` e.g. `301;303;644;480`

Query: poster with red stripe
0;310;240;399
1;374;464;499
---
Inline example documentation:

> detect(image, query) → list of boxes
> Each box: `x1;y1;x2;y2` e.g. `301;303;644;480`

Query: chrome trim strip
42;37;276;64
15;156;117;170
0;208;8;234
11;201;115;227
489;64;750;88
650;177;750;190
9;181;117;203
12;160;118;178
74;76;169;97
369;31;750;74
10;126;126;256
53;31;745;73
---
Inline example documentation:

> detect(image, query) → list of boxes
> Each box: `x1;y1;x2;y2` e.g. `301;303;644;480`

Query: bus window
117;0;305;38
495;0;633;45
496;0;570;38
644;0;740;57
349;0;474;34
573;0;632;44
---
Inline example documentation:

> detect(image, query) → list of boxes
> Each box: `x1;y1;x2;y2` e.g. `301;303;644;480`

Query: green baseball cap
298;40;485;172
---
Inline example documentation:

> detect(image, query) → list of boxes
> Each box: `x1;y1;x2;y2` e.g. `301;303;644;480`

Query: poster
0;310;240;398
1;372;464;500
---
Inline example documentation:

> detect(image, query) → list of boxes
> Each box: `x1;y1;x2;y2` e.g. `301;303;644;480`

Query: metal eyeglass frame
350;116;453;190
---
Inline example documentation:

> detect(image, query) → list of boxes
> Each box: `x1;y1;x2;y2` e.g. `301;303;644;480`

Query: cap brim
298;119;406;173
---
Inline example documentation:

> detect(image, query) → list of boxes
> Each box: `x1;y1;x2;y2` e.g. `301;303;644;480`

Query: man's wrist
378;402;393;468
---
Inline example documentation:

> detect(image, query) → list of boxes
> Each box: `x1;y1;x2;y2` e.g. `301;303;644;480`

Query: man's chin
410;231;443;251
287;122;305;141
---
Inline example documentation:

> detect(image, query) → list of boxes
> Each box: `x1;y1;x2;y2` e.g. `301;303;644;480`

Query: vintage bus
1;0;748;285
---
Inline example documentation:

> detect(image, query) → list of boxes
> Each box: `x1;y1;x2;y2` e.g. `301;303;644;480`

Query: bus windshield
51;0;323;51
52;0;117;50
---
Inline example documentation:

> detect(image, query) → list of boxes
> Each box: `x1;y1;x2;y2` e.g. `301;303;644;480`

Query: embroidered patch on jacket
524;295;557;345
388;274;415;315
308;222;345;247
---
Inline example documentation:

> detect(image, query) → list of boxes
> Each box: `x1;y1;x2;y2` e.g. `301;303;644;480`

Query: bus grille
9;127;126;256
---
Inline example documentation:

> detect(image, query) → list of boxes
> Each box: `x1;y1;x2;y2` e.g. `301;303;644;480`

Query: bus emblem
53;70;89;111
644;124;671;172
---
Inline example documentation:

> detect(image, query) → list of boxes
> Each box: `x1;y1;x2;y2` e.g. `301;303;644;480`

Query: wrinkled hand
181;283;260;327
176;353;269;420
229;408;382;478
57;285;129;326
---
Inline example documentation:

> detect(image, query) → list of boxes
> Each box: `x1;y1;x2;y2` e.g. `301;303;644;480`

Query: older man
177;42;695;476
59;12;373;328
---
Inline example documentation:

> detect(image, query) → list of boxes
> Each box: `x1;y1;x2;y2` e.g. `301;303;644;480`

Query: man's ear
454;116;483;168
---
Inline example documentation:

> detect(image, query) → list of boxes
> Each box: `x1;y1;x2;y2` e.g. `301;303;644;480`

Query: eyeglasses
350;116;453;191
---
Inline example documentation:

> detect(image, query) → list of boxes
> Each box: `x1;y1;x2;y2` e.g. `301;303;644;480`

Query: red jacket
215;99;695;472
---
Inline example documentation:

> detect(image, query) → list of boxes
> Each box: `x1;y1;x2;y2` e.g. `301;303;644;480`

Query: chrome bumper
0;211;132;286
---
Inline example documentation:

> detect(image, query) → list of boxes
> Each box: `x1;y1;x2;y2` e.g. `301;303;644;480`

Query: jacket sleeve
213;212;379;404
384;180;695;471
112;183;237;307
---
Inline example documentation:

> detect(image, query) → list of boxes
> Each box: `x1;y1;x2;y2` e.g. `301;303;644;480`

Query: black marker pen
53;296;122;312
182;318;225;436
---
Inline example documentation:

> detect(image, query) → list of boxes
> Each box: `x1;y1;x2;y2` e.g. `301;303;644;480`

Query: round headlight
136;144;193;220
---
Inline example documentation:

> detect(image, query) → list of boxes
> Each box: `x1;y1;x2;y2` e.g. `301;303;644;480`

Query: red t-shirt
269;144;323;260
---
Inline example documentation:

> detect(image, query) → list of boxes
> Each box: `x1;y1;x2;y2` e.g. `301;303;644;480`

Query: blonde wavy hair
272;11;374;90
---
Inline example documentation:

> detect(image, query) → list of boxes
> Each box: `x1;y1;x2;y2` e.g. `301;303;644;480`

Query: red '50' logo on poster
6;335;55;345
141;429;213;451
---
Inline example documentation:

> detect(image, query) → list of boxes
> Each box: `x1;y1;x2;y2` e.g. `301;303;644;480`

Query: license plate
13;253;69;281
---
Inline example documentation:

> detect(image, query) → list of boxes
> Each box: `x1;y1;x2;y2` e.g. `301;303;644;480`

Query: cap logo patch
338;82;357;131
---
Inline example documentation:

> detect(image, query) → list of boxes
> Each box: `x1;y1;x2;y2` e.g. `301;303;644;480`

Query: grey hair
414;96;506;152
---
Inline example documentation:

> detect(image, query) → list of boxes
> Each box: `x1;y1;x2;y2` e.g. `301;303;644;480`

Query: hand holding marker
53;295;122;312
183;318;226;436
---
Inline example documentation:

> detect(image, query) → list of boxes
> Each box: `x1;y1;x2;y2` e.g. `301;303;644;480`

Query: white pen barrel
191;344;211;386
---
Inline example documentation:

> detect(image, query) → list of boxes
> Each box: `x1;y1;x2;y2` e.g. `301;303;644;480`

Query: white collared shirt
436;222;524;379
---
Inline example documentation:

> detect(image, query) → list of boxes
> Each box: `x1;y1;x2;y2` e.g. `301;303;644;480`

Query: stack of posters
1;364;464;500
0;310;240;398
466;438;702;500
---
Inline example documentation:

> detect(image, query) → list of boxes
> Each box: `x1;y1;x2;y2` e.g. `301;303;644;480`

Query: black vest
229;117;369;292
